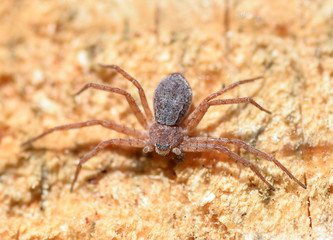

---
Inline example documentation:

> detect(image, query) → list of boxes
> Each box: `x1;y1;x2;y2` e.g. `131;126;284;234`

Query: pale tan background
0;0;332;239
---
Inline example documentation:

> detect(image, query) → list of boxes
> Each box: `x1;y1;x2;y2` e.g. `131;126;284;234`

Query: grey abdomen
153;73;192;126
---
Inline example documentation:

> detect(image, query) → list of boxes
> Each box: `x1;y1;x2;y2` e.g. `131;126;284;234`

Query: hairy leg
184;97;271;134
74;83;148;129
71;138;146;191
99;64;153;122
22;120;147;146
185;137;306;189
183;76;263;126
180;141;275;190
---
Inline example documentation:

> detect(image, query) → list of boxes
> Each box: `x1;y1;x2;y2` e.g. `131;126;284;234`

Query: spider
22;65;306;192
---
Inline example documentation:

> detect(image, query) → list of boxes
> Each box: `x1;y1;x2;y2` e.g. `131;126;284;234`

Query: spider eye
156;143;170;151
155;143;171;156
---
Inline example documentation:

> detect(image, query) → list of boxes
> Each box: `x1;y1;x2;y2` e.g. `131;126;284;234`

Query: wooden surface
0;0;332;239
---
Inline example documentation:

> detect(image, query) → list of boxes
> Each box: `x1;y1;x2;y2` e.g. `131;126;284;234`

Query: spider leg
71;138;146;192
73;83;148;129
22;120;147;146
99;64;153;122
185;137;306;189
183;76;263;126
185;97;271;134
180;141;275;190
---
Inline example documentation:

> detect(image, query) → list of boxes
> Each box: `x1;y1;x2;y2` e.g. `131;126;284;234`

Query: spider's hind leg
99;64;153;122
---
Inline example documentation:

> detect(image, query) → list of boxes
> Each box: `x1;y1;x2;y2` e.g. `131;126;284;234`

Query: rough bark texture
0;0;332;239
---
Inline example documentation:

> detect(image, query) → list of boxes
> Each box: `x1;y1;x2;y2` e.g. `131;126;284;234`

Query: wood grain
0;0;332;239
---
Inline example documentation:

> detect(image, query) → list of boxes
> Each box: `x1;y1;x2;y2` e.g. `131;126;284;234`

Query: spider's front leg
70;138;147;192
185;137;306;189
180;140;276;190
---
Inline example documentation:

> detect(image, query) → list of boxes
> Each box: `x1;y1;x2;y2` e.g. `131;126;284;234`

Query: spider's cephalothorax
148;122;183;156
23;65;307;192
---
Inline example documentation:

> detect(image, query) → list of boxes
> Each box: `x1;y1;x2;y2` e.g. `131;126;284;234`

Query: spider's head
155;143;170;156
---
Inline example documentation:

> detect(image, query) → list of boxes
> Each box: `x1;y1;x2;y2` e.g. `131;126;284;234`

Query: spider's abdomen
153;73;192;126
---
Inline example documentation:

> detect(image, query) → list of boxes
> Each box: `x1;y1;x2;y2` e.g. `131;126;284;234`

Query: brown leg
22;120;147;146
99;64;153;122
71;138;146;192
74;83;148;129
185;97;271;134
183;76;263;126
180;141;275;190
185;137;306;189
